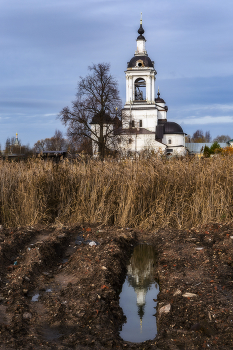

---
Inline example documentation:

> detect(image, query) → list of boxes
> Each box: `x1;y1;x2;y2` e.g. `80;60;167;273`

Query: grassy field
0;156;233;228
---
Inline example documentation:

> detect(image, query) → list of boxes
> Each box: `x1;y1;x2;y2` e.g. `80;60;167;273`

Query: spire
14;132;19;146
135;14;147;55
137;13;145;40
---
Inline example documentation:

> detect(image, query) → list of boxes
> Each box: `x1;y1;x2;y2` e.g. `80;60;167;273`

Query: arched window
168;139;172;145
139;120;142;127
134;78;146;101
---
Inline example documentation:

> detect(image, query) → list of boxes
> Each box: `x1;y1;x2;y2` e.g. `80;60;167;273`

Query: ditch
0;223;232;349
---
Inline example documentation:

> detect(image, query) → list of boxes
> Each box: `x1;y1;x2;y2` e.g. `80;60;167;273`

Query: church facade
91;19;186;157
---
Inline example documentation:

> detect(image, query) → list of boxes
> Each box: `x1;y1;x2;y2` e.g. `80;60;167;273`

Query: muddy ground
0;222;233;350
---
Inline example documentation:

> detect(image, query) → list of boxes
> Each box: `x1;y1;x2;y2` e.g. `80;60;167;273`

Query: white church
92;18;186;157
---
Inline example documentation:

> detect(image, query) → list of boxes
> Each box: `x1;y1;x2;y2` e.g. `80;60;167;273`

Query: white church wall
120;133;166;155
122;108;158;131
167;147;186;156
162;134;185;147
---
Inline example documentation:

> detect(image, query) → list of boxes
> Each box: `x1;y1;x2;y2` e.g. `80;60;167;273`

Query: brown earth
0;222;233;349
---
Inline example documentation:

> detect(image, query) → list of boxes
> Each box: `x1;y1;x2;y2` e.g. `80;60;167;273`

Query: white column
126;75;129;103
151;75;155;103
131;76;134;102
146;75;150;102
148;76;152;102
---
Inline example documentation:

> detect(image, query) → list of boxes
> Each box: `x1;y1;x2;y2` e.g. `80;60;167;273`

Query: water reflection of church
127;244;158;319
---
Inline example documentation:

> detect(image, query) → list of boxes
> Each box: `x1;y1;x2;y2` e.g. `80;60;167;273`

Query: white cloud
178;104;233;113
177;116;233;125
43;113;57;117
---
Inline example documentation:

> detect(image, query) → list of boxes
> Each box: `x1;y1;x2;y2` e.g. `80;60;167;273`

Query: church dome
155;90;165;103
164;122;184;134
90;113;114;124
127;55;154;68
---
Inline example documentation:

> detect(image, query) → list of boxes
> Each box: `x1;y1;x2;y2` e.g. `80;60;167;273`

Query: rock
22;289;28;295
101;266;107;270
182;292;198;298
173;289;182;296
159;303;171;315
23;312;32;320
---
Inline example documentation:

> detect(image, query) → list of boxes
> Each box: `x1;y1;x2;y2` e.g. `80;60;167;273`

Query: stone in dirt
159;303;171;314
182;292;198;298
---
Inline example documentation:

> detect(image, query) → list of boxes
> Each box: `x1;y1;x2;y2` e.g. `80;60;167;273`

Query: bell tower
123;16;159;132
118;17;185;156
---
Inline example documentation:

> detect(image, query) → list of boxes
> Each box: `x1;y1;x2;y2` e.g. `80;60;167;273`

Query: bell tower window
134;78;146;101
168;139;172;145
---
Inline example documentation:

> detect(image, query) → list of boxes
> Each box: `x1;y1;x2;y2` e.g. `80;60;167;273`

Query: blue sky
1;0;233;148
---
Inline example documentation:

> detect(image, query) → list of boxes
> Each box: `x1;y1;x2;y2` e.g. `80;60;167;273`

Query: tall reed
0;156;233;229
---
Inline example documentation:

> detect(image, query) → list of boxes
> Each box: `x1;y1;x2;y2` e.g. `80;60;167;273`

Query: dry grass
0;156;233;229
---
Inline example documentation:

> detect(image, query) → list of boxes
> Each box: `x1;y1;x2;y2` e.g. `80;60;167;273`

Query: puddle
119;244;159;343
75;235;99;246
31;287;53;301
31;293;40;302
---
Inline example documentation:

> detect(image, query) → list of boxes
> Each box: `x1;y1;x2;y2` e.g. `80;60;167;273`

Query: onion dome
137;20;145;40
90;113;114;124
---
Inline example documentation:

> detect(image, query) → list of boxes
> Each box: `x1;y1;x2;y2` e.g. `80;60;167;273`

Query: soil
0;222;233;349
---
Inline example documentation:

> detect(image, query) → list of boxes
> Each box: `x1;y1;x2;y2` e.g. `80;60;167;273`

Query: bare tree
191;130;212;143
213;134;231;143
58;63;122;158
192;130;204;143
34;130;68;152
204;131;211;143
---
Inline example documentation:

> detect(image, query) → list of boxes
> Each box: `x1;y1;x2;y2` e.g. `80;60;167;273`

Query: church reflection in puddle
119;244;159;343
